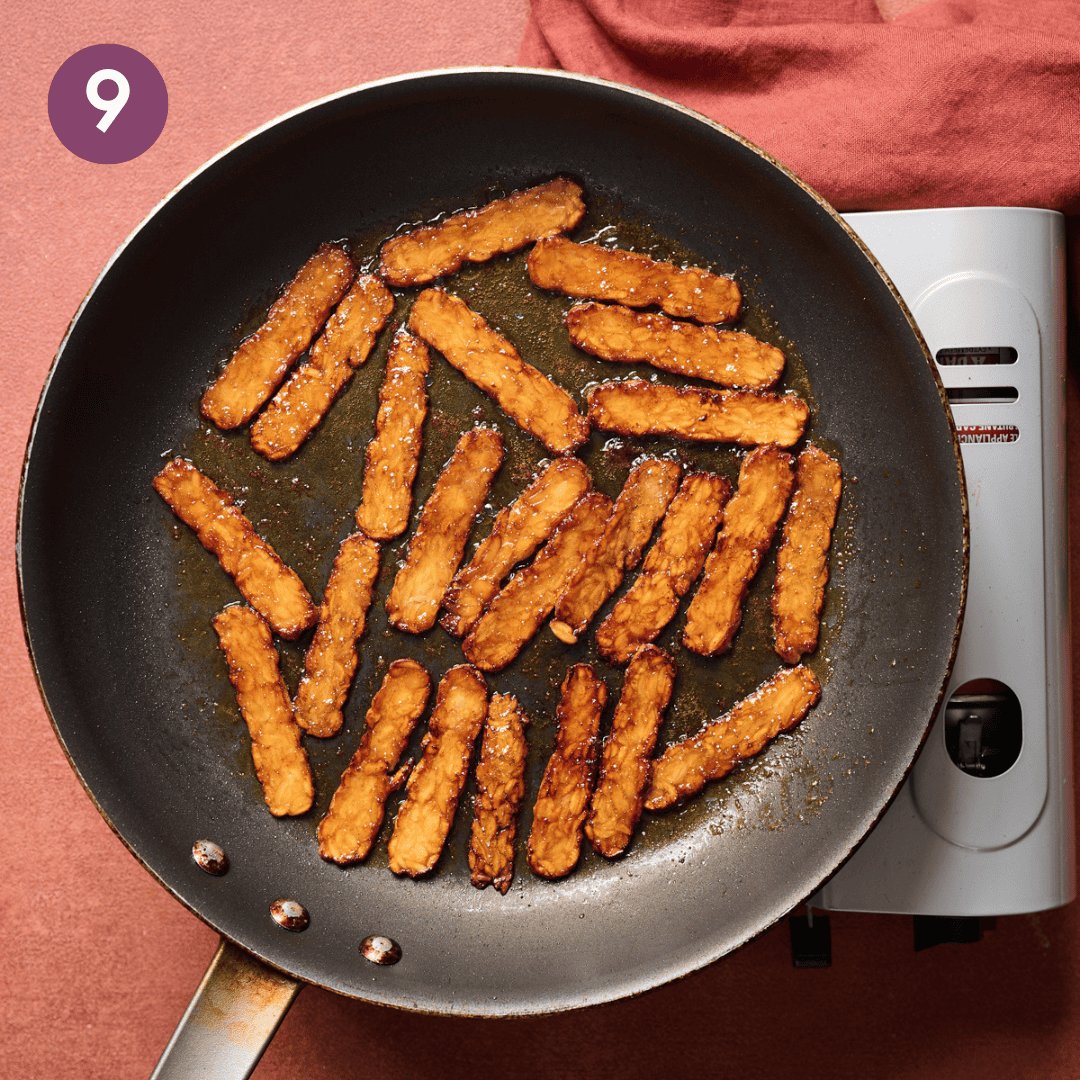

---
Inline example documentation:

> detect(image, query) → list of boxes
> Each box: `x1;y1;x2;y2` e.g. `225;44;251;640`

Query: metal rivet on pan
191;839;229;876
270;899;310;932
360;935;402;965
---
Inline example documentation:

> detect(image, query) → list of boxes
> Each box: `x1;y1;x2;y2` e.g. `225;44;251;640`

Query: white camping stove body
809;207;1073;917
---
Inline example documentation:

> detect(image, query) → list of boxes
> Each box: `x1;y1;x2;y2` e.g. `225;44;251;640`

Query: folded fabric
519;0;1080;317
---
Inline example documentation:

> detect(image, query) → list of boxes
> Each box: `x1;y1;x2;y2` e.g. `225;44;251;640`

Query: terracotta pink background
4;2;1080;1077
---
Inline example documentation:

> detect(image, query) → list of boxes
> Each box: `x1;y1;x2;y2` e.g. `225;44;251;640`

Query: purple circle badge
49;45;168;164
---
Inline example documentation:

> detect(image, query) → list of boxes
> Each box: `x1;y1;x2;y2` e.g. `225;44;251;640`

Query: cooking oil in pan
161;185;848;887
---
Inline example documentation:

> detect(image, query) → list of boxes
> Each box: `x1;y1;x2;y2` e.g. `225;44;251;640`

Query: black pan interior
18;70;965;1016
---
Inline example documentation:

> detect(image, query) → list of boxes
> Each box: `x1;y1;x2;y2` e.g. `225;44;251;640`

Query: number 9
86;68;130;133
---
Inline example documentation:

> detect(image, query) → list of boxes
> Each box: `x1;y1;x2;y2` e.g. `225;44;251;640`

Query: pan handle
149;937;302;1080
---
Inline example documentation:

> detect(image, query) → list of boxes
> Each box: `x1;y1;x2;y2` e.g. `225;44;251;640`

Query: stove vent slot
946;386;1018;404
936;346;1018;366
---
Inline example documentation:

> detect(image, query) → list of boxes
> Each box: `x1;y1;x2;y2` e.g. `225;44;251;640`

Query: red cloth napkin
519;0;1080;319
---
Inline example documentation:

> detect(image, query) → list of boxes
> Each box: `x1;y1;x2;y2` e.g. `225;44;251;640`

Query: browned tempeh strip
355;329;430;541
586;645;676;857
566;303;784;389
549;457;681;644
201;243;355;429
644;665;821;810
462;493;613;673
529;237;741;324
469;693;530;893
379;178;585;287
773;445;843;663
388;665;488;877
595;472;731;664
294;533;381;737
386;426;503;633
587;379;809;448
409;289;590;454
441;457;591;637
317;659;432;864
527;665;608;879
212;605;313;816
683;446;796;657
251;275;394;460
152;458;316;639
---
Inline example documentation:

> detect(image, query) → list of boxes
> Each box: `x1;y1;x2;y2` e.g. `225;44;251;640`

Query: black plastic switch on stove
914;915;983;951
789;911;831;968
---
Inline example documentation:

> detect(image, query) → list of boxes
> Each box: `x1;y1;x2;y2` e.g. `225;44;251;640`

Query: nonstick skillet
18;68;966;1071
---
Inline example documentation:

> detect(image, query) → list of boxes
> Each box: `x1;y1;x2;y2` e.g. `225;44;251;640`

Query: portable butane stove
803;208;1073;947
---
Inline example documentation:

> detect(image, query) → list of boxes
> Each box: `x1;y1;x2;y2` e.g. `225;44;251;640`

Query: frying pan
18;68;967;1074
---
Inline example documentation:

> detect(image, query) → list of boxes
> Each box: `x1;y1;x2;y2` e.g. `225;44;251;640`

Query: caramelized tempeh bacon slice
529;238;741;324
463;493;612;673
527;665;608;879
549;457;681;645
683;446;796;657
379;178;585;287
388;665;488;877
566;303;784;389
212;605;313;816
201;243;355;429
644;665;821;810
152;458;316;639
251;275;394;460
409;289;589;454
318;659;432;864
595;472;731;664
294;533;381;737
469;693;530;893
386;426;503;633
441;457;591;638
587;379;809;448
773;445;843;664
355;329;430;541
586;645;676;858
